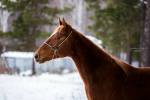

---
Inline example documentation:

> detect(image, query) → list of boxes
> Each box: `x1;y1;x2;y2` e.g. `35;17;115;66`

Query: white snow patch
62;69;70;74
19;70;32;76
0;72;86;100
1;51;34;58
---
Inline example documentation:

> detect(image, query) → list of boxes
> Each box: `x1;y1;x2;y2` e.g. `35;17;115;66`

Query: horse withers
34;18;150;100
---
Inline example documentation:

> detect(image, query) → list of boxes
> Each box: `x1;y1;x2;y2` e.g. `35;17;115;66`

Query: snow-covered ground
0;72;87;100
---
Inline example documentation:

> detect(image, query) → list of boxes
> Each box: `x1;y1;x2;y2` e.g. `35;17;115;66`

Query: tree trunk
32;58;35;75
140;0;150;67
140;0;146;67
31;0;37;75
32;0;37;50
129;44;133;65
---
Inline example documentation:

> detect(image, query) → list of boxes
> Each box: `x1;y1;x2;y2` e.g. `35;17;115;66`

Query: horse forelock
51;24;72;36
111;57;131;76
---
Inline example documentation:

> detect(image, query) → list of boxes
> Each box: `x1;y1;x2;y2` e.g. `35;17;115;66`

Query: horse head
34;18;74;64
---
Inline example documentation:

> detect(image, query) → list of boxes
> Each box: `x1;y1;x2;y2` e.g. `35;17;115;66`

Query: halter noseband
44;28;74;59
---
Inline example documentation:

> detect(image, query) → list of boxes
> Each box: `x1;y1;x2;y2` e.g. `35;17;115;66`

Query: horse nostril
34;54;39;60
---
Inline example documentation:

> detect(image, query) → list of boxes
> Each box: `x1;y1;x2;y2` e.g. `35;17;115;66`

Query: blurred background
0;0;149;100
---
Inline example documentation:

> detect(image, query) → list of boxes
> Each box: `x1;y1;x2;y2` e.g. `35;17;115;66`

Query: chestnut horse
34;18;150;100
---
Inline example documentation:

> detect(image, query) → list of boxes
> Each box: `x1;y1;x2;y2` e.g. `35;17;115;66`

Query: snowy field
0;72;87;100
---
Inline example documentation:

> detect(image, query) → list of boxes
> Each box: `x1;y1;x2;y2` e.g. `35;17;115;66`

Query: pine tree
1;0;72;51
85;0;141;64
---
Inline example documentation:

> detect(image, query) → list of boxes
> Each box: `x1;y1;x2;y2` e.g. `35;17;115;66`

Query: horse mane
79;32;132;76
111;56;132;76
100;48;131;76
67;23;132;76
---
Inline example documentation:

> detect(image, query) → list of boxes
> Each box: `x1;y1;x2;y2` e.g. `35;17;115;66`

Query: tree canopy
85;0;141;61
1;0;73;51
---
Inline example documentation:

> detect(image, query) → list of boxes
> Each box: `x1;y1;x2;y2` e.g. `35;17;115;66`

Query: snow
19;70;32;76
1;51;34;58
62;69;70;74
0;72;87;100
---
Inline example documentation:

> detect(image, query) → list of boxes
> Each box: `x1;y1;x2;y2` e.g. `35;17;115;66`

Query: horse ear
62;17;67;28
58;18;62;26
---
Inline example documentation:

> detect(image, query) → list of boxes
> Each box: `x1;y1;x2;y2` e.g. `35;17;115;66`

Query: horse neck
69;30;116;85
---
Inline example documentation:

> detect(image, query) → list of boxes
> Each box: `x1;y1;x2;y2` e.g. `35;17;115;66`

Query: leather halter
44;28;74;59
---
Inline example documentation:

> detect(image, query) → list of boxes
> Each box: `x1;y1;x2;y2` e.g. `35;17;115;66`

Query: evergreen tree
1;0;72;51
85;0;141;64
1;0;73;75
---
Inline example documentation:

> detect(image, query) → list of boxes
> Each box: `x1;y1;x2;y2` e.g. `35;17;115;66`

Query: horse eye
55;37;60;40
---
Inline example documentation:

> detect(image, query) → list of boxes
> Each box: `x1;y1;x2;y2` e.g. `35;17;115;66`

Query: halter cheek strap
44;28;74;59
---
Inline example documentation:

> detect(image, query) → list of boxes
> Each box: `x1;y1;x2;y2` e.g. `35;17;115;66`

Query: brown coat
35;18;150;100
